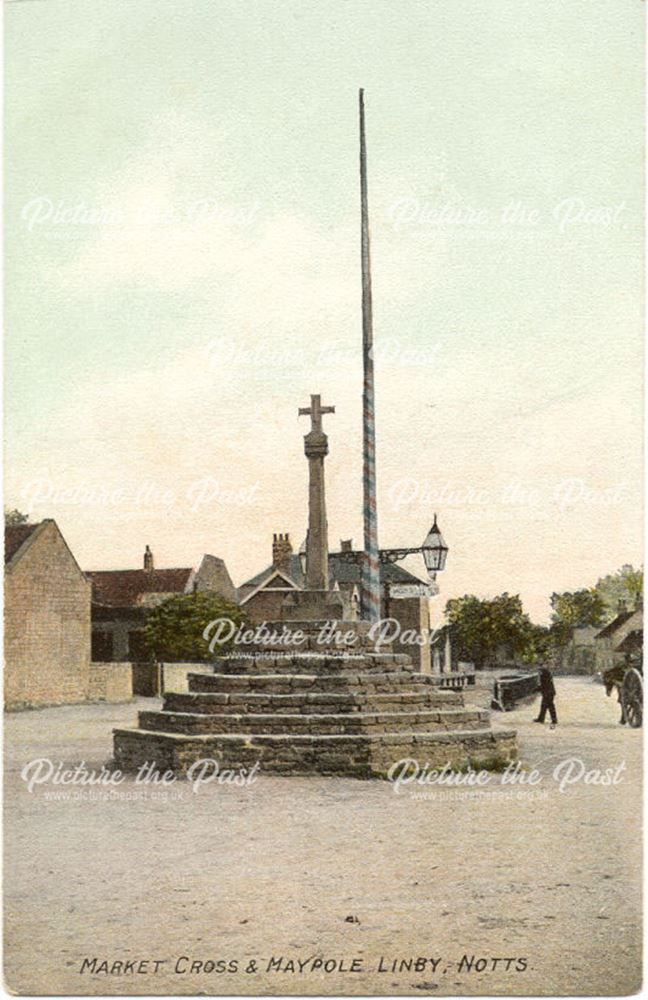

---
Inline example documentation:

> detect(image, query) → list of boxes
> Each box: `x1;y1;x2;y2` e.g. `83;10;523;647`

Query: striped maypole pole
359;88;381;623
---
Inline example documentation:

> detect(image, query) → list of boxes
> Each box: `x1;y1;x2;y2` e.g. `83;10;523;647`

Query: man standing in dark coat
534;666;557;727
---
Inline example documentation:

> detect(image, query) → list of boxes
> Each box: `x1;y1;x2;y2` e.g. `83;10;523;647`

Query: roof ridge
87;566;194;575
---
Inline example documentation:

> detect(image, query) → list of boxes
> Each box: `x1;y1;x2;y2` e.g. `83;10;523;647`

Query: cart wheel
622;668;643;729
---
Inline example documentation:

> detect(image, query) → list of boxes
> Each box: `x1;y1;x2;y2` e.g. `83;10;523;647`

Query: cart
621;666;643;728
603;656;643;729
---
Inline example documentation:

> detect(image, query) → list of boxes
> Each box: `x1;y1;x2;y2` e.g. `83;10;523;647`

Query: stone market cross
299;394;335;591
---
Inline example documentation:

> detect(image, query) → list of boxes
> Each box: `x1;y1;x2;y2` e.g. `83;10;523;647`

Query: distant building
238;533;434;671
5;519;91;709
616;629;643;660
594;599;643;673
88;547;236;661
555;625;600;674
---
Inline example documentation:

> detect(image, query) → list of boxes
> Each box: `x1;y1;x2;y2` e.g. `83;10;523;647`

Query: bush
143;592;247;662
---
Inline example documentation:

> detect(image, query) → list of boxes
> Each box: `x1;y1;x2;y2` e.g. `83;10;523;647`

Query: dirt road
4;676;641;995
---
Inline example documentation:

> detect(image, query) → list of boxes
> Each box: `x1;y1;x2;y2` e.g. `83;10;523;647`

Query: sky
5;0;644;623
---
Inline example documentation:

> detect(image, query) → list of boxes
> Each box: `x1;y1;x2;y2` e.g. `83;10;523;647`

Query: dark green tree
4;508;29;526
594;564;643;619
549;588;606;644
444;592;538;668
550;588;606;627
143;592;247;662
518;622;552;665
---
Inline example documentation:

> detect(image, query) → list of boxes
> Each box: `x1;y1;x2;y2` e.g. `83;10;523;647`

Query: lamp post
335;514;449;611
377;514;448;617
374;514;448;576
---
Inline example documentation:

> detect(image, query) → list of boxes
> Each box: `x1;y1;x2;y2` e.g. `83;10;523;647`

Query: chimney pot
144;545;154;571
272;532;293;574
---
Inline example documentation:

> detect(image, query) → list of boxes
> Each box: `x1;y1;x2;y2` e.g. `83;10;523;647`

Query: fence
432;664;476;690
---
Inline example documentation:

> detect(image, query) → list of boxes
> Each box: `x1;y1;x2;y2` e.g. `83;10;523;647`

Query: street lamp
373;514;449;575
320;515;449;590
421;514;448;579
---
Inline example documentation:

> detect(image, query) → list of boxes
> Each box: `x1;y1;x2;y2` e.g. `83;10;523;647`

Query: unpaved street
4;676;641;995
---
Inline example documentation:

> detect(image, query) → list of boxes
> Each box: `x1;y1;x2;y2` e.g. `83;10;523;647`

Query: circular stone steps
187;671;456;695
112;639;518;778
112;727;518;778
163;688;465;716
138;706;491;736
215;651;413;675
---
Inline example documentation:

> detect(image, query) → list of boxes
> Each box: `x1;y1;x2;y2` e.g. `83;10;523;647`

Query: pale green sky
5;0;644;621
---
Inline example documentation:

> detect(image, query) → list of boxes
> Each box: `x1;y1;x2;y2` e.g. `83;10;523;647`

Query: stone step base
164;689;465;716
112;727;518;779
212;651;413;676
138;707;490;736
189;670;443;695
217;620;386;656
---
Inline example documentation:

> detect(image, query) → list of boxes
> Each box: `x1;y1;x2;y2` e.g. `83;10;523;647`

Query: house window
91;631;114;662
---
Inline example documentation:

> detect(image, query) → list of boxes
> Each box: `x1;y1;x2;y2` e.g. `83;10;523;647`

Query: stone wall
88;662;133;702
5;521;91;710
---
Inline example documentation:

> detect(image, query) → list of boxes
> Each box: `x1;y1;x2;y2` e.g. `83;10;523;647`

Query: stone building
5;519;91;710
238;533;434;671
594;599;643;673
88;547;236;662
554;625;600;674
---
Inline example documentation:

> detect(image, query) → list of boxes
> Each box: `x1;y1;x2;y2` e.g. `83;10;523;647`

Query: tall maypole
359;89;381;622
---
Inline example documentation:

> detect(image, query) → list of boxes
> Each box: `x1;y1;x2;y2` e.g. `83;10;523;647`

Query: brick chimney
272;533;293;574
340;539;353;552
143;545;154;572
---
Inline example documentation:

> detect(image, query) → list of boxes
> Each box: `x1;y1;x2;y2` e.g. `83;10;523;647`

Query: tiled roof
88;568;193;607
239;551;425;594
4;522;41;564
329;552;425;586
596;611;634;639
237;555;305;594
